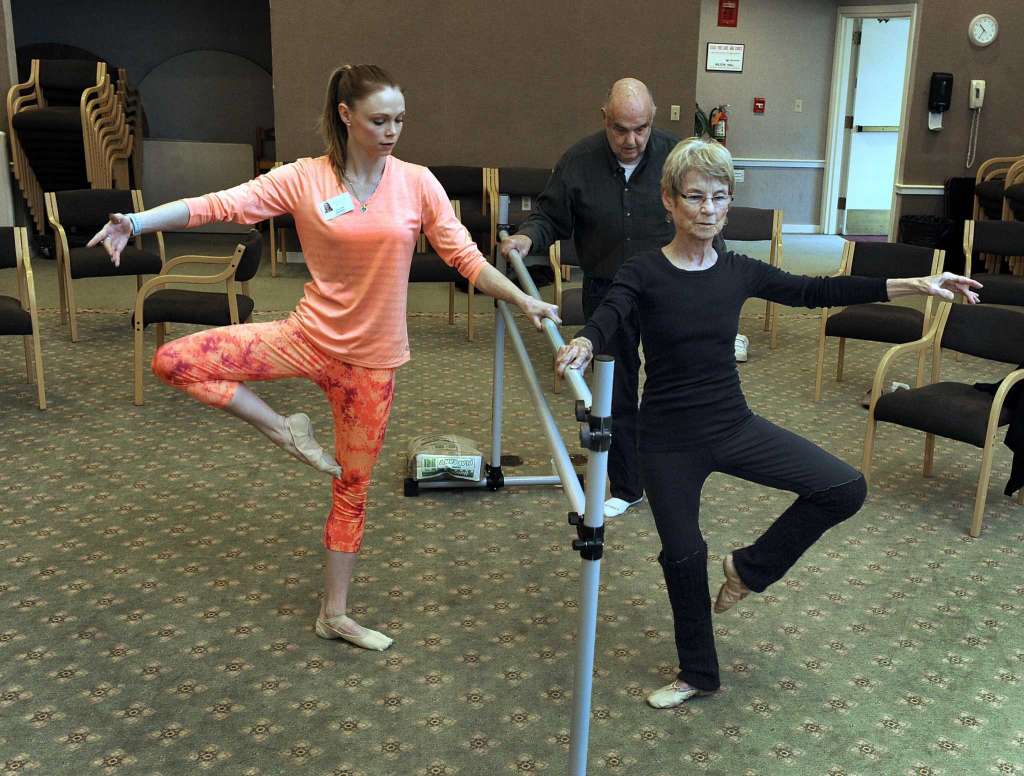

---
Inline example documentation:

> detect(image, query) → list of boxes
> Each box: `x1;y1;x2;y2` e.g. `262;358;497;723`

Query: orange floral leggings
152;315;395;553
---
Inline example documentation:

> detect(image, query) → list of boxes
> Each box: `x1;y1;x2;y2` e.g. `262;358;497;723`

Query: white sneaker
860;381;910;409
734;334;749;363
604;496;644;518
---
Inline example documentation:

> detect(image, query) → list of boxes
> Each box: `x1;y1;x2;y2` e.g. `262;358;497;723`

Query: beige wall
696;0;837;226
270;0;701;168
901;0;1023;185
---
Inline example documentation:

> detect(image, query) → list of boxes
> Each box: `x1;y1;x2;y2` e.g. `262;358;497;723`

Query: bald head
602;78;656;164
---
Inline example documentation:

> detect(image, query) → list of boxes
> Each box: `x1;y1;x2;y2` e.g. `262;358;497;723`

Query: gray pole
568;355;613;776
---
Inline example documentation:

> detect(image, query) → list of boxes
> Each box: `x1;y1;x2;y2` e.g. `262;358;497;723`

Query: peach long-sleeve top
183;155;488;368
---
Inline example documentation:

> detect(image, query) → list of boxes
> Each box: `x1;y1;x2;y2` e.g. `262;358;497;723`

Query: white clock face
969;14;998;46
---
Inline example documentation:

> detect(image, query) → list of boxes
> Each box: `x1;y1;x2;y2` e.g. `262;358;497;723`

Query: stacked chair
1004;159;1024;221
114;67;146;188
8;59;135;235
973;154;1023;222
963;219;1024;300
0;226;45;409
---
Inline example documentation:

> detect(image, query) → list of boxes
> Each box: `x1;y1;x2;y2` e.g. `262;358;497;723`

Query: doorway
821;4;919;238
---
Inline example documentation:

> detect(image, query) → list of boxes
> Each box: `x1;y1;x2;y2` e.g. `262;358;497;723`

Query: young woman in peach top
90;65;559;651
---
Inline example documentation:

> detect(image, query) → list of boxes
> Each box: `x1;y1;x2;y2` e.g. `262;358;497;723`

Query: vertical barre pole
568;354;613;776
490;305;506;470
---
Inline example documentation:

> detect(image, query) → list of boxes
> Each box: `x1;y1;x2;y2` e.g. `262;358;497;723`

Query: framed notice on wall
706;42;744;72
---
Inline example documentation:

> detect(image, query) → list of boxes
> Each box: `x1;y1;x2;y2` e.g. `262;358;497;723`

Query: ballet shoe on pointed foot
714;553;751;614
285;413;342;478
645;679;712;709
314;613;393;651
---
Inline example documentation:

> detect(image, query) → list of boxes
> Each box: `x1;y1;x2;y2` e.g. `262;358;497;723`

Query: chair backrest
849;241;937;280
558;239;580;268
940;303;1024;364
0;228;19;271
723;207;776;242
53;189;136;228
429;166;484;198
498;167;551;197
234;231;264;282
38;59;102;105
498;167;552;230
969;219;1024;257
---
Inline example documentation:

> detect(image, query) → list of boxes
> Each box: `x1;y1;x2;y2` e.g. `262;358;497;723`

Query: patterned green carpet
1;307;1022;776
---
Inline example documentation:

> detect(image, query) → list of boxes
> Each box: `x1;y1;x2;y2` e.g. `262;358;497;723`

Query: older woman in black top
556;137;980;709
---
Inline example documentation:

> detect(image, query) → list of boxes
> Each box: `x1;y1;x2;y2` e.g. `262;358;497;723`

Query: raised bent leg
151;316;339;472
716;416;868;593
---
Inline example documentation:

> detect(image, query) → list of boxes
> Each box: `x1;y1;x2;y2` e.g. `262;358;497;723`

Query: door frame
821;3;919;237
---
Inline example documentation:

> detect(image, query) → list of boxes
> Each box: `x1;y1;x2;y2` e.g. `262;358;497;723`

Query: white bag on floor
407;434;483;482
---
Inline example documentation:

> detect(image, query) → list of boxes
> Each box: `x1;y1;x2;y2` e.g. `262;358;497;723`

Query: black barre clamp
567;512;604;560
485;463;504;491
575;400;612;452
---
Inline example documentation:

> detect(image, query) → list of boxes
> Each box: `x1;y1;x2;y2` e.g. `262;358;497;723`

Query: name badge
318;193;354;220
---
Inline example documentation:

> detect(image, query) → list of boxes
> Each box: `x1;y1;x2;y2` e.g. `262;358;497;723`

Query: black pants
583;276;642;502
643;415;867;691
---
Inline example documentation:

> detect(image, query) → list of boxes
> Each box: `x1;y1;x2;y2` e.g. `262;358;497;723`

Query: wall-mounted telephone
966;79;985;168
969;79;986;109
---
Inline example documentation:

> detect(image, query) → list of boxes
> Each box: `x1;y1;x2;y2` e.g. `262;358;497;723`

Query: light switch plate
794;99;803;113
734;169;745;183
670;104;681;121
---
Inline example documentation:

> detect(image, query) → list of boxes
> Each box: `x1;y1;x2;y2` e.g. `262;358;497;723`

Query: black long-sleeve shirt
514;128;679;279
577;249;889;451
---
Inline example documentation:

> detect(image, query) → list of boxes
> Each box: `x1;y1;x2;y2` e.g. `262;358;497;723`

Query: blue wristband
127;213;141;236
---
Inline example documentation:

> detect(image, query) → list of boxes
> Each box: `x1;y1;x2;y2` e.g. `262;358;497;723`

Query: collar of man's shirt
603;137;650;177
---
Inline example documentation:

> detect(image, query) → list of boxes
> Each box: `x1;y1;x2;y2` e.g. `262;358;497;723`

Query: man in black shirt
501;78;724;517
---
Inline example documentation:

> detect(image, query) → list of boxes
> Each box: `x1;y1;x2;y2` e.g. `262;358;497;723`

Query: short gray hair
661;137;734;196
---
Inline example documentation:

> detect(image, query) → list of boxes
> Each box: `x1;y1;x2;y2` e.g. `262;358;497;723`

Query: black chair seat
142;289;255;327
409;253;461;283
274;212;295;228
825;303;924;343
12;106;81;132
560;286;584;327
874;381;1010;447
0;296;31;335
69;246;162;279
972;273;1024;307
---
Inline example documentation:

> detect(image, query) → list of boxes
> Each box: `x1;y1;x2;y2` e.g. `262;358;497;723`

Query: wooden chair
7;59;110;233
0;227;45;409
814;240;943;401
722;206;784;348
410;200;473;339
1004;159;1024;222
963;220;1024;299
549;239;584;393
862;301;1024;536
429;166;496;341
45;188;165;342
973;155;1023;221
132;231;262;405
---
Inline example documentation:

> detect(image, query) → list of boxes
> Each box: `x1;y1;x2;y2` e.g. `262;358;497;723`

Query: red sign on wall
718;0;738;27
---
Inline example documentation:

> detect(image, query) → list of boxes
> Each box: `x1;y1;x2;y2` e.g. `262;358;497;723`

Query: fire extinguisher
709;105;729;145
